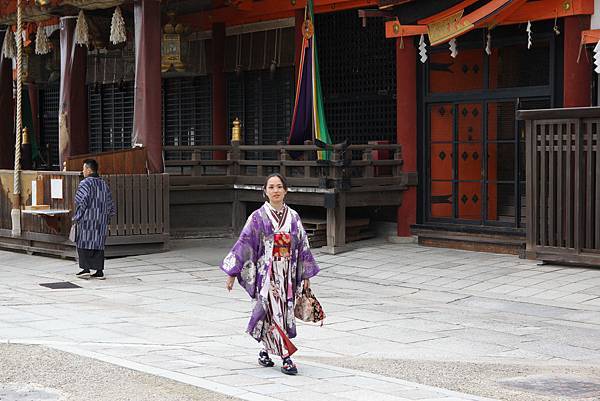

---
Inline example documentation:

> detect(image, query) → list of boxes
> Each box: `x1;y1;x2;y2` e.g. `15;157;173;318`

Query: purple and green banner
287;0;332;160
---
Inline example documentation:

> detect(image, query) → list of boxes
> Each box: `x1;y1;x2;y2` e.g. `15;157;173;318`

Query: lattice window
88;81;134;153
162;76;212;147
226;67;294;156
315;10;397;145
39;84;60;170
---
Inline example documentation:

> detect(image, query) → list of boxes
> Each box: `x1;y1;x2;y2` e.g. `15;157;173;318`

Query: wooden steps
303;217;374;248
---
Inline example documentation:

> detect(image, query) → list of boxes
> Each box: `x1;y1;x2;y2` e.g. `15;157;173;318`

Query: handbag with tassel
294;287;325;324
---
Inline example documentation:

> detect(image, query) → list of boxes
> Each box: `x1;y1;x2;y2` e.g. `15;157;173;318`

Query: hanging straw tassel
2;29;16;60
110;6;126;45
75;10;89;47
35;23;51;55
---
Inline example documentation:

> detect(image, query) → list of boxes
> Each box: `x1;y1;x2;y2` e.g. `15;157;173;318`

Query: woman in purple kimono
221;173;320;375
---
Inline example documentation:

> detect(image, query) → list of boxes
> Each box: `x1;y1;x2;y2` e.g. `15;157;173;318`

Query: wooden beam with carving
385;0;594;43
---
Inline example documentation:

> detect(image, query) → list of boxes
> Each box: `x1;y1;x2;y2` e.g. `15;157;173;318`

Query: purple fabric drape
59;16;88;168
133;0;163;173
288;38;313;146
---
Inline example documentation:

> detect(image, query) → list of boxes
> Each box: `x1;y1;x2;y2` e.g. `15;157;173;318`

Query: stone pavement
1;238;600;400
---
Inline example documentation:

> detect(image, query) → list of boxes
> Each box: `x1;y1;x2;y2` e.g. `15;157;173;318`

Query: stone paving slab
1;238;600;400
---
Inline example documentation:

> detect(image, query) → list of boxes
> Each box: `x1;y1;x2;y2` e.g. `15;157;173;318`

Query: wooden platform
0;170;170;259
0;229;169;258
304;217;375;248
412;225;526;256
165;142;414;254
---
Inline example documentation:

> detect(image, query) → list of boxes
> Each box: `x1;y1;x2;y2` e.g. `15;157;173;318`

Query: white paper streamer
526;20;532;49
2;29;16;60
485;32;491;56
449;38;457;58
594;40;600;74
110;6;126;45
35;22;51;55
418;34;427;63
75;10;89;47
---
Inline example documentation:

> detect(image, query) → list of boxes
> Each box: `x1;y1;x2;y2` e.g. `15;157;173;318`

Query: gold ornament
302;19;314;39
231;118;242;142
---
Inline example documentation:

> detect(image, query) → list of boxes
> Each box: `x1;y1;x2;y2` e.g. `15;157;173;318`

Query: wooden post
563;16;591;107
325;192;346;254
304;140;313;178
133;0;163;172
279;147;288;177
191;150;202;176
228;141;241;176
363;147;374;178
396;37;417;237
394;146;403;178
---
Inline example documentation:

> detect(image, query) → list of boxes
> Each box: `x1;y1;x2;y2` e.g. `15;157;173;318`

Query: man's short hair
83;159;98;172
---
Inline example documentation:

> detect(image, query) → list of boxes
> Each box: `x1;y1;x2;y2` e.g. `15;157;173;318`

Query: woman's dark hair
263;173;288;190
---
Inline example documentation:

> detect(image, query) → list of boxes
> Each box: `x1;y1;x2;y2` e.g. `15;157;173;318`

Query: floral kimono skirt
261;233;297;358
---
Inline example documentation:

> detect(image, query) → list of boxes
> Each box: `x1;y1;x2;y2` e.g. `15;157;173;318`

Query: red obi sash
273;233;291;259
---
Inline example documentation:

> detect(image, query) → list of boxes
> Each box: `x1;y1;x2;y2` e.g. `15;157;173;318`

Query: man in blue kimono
73;159;116;280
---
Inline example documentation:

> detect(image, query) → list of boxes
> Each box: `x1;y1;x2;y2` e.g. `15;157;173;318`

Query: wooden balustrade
164;142;407;190
518;107;600;266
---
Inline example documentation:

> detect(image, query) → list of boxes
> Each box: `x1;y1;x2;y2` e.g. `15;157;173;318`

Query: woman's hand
303;278;310;291
226;275;235;291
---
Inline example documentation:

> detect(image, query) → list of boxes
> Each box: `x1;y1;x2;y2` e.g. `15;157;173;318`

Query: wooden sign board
427;10;473;46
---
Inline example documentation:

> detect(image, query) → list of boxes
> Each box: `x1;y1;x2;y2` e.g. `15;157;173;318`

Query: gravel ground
307;357;600;401
0;344;238;401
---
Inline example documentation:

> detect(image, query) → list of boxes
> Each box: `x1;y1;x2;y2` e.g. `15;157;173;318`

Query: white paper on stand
50;179;63;199
31;181;37;206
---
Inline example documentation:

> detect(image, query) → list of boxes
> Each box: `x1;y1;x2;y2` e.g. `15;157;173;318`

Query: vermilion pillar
133;0;163;172
59;16;88;168
212;22;227;157
564;16;591;107
396;39;417;237
0;31;14;169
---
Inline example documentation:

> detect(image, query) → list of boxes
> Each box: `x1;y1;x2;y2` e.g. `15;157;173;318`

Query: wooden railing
164;142;410;190
518;107;600;266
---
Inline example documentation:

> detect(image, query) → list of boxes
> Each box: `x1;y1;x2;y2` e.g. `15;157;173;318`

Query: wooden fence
518;107;600;266
0;170;169;257
104;174;169;238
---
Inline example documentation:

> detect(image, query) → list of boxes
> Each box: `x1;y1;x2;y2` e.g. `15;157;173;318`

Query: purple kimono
221;203;319;344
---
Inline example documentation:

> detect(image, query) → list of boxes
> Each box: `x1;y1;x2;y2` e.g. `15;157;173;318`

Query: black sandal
258;350;274;367
281;357;298;375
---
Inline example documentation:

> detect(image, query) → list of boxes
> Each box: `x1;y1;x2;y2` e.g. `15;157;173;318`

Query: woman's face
265;176;287;204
